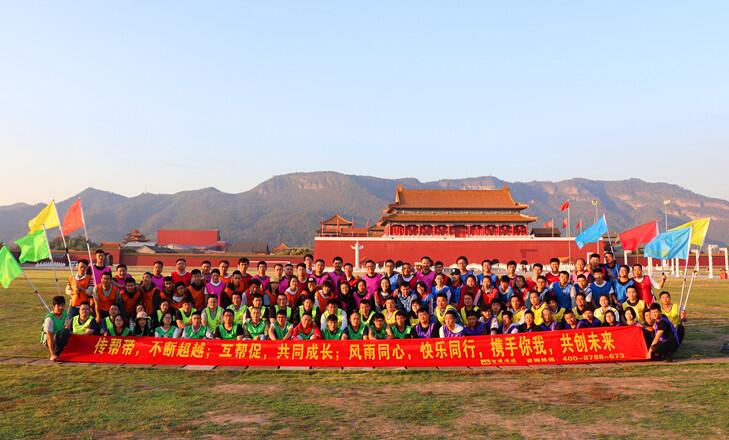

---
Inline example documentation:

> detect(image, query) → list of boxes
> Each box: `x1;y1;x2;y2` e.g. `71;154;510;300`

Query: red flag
560;200;570;212
62;199;84;236
562;218;568;229
575;219;583;230
544;219;554;228
619;221;658;252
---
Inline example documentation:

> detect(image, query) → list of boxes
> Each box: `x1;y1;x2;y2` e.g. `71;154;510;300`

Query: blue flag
644;227;692;260
575;215;608;249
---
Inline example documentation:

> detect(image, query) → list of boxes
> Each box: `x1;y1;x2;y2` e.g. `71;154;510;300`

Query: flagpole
678;228;694;309
682;269;698;311
56;224;76;279
79;200;97;289
41;225;62;295
603;215;615;255
23;272;51;313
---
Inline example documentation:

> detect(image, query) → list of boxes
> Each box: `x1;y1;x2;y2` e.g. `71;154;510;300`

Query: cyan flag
644;227;692;260
576;215;608;249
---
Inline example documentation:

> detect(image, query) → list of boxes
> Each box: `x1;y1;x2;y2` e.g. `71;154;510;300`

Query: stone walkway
1;356;727;371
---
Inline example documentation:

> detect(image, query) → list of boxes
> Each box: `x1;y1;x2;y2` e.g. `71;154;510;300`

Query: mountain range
1;172;727;247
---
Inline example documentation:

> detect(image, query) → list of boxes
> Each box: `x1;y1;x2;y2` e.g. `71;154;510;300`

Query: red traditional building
314;186;588;265
379;185;536;237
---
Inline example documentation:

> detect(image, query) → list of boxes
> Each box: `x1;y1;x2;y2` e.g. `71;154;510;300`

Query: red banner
59;327;647;367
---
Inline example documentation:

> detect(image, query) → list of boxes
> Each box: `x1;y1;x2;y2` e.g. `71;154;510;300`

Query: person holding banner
66;259;92;318
214;309;243;340
269;309;293;340
42;296;70;361
182;312;208;339
242;307;268;340
344;311;370;340
107;314;131;337
646;303;680;361
291;312;322;340
439;310;465;338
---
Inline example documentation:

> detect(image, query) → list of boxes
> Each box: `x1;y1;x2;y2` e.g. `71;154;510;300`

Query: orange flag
62;199;84;236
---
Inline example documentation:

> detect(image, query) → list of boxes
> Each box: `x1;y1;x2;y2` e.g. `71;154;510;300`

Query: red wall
313;237;603;265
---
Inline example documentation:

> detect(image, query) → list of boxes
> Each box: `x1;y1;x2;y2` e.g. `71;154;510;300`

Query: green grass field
1;270;728;439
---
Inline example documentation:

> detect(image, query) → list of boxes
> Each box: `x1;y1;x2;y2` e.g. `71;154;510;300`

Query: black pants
677;324;685;344
48;329;71;356
652;339;678;360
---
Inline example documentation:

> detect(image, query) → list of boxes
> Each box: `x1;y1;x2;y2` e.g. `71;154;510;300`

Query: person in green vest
268;309;293;340
245;294;271;322
71;303;100;336
183;312;209;339
214;309;243;340
242;307;269;340
153;300;171;328
101;304;122;336
227;292;246;326
155;311;180;338
42;296;70;361
107;314;131;336
391;311;412;339
368;312;392;340
344;311;369;340
359;301;375;327
175;296;197;330
201;295;223;333
268;293;292;325
295;296;319;326
322;314;344;340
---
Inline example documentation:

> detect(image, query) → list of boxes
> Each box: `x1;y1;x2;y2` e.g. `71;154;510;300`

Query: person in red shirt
545;258;561;284
291;312;322;340
237;257;253;289
525;263;543;291
171;258;192;286
631;264;666;306
218;260;231;284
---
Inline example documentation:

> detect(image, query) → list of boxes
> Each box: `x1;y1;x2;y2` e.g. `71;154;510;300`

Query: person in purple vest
439;310;465;338
463;310;487;336
646;303;680;362
413;307;439;339
328;257;345;288
415;256;436;289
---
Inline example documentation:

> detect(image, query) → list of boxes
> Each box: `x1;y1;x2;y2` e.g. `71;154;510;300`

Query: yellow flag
27;200;60;233
670;217;711;247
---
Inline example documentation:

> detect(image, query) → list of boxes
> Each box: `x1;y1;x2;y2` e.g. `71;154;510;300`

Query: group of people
42;250;686;362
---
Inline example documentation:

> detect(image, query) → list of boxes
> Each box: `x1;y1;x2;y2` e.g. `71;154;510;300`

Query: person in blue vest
42;296;70;361
589;268;615;306
550;271;573;310
646;303;680;362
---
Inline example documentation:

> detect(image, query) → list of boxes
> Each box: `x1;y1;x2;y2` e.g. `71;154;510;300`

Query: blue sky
1;1;728;204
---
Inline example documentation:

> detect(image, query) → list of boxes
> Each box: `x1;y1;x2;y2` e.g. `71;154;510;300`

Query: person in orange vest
186;269;207;310
92;272;119;323
138;272;160;316
66;258;92;318
118;277;141;319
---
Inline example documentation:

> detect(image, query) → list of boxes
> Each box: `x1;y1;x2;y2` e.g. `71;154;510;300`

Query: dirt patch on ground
212;383;283;395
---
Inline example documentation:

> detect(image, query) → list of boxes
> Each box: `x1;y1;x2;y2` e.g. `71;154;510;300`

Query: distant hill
1;172;727;246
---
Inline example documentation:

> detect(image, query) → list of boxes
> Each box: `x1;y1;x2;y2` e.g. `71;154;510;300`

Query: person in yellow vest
227;292;247;326
658;291;686;343
509;295;526;324
175;296;197;330
528;291;547;326
245;294;271;322
320;300;347;332
546;297;566;323
71;303;99;335
201;295;223;333
595;295;620;324
433;293;459;325
459;291;481;324
572;292;589;321
42;296;70;361
622;286;646;324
